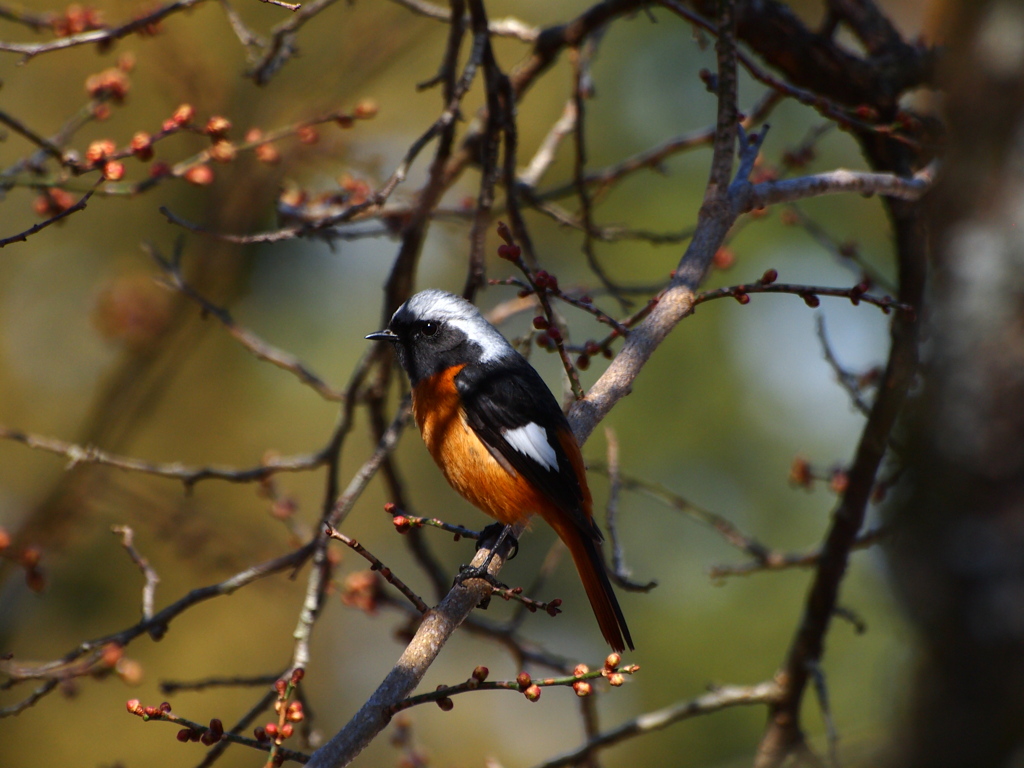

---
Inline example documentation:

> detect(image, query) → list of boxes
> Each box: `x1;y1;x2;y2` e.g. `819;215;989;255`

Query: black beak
366;329;398;342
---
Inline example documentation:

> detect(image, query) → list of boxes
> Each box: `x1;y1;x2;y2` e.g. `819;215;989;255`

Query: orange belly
412;366;544;526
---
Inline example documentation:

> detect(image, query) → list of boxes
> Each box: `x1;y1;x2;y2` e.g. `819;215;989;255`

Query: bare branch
603;429;656;592
532;681;780;768
0;185;96;248
518;99;577;189
0;425;330;488
816;314;875;416
534;89;782;202
325;526;429;614
111;525;160;621
708;526;886;578
0;0;209;58
148;243;344;401
388;0;538;42
160;673;281;694
0;109;70;164
1;543;314;716
740;165;934;212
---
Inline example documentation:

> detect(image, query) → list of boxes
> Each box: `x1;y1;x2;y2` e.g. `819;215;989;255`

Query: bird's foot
454;563;509;591
475;522;519;560
453;563;509;609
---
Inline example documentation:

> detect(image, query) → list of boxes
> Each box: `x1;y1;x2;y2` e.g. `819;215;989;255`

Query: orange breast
412;366;545;526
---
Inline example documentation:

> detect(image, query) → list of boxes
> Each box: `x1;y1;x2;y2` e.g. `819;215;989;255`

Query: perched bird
367;289;633;652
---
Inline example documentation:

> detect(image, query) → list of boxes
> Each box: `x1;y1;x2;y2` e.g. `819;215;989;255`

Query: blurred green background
0;1;930;766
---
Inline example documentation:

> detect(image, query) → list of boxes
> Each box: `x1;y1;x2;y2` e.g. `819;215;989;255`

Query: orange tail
548;516;634;653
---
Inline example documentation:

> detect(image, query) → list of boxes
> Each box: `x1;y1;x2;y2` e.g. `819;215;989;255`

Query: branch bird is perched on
368;289;633;652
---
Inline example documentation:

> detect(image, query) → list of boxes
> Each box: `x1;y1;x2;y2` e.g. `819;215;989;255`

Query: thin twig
248;0;344;84
708;526;886;578
0;109;71;164
111;525;160;621
160;673;281;695
531;681;780;768
518;99;577;189
387;0;537;41
603;428;655;592
388;507;481;540
387;662;639;715
0;2;53;30
0;184;97;248
148;242;343;401
816;315;874;416
1;543;315;716
193;687;279;768
784;203;892;290
695;279;912;315
570;37;628;308
0;0;210;58
534;90;782;203
589;462;772;561
0;425;331;488
325;526;429;614
126;702;310;764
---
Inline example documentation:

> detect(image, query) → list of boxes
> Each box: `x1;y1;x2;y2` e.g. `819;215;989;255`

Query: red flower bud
172;103;195;126
497;243;521;261
130;131;153;161
103;161;125;181
573;680;593;697
204;115;232;138
184;164;213;186
354;99;379;118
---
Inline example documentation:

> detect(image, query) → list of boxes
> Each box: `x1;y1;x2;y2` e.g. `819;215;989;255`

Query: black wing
455;360;596;535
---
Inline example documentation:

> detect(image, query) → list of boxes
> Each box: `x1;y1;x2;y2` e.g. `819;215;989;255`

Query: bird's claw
476;522;519;560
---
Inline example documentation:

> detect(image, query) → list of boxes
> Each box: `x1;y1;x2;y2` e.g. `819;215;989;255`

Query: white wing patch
503;423;559;472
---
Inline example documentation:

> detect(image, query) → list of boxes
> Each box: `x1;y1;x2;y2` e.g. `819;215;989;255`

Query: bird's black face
368;313;476;385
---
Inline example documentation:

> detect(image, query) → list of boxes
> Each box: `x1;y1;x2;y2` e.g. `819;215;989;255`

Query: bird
367;289;633;652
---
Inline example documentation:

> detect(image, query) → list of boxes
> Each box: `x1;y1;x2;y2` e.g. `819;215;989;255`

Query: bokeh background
0;1;931;766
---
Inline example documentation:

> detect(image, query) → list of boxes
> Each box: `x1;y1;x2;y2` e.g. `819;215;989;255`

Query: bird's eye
421;321;438;337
